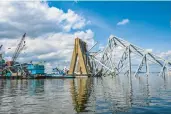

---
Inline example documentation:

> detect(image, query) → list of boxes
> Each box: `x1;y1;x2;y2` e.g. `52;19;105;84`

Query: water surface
0;74;171;114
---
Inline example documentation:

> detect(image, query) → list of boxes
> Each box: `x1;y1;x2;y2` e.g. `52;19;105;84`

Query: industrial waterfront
0;1;170;114
0;35;171;114
0;75;171;114
0;33;171;114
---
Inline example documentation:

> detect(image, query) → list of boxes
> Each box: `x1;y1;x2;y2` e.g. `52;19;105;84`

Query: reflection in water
70;77;92;113
0;74;171;114
28;80;45;96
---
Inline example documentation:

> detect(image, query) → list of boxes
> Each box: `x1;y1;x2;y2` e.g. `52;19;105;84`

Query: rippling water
0;74;171;114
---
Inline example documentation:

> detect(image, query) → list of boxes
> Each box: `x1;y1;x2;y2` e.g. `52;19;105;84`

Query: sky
0;1;170;72
49;1;171;51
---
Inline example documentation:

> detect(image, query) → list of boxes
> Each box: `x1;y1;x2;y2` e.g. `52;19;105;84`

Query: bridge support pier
68;38;91;76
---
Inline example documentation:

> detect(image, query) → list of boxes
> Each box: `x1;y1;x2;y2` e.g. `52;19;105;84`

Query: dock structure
68;38;92;76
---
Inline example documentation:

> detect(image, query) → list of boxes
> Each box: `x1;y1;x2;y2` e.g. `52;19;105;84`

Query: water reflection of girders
98;75;151;113
90;35;171;77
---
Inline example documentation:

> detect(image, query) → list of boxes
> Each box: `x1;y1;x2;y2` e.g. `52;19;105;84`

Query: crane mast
0;45;3;60
12;33;26;63
0;45;3;50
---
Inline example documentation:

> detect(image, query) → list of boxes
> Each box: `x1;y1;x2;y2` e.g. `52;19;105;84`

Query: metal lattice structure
12;33;26;63
89;35;171;77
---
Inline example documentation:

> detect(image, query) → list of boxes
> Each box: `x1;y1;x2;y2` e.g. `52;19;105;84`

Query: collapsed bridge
68;35;171;77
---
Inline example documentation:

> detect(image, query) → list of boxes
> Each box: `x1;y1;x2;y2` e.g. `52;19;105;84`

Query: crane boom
0;45;3;50
12;33;26;63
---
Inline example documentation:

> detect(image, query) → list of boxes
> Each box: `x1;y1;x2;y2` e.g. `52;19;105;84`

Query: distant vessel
47;67;66;77
46;67;74;78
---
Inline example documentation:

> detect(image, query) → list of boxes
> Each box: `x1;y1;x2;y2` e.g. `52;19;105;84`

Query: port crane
3;33;27;76
12;33;26;63
0;45;3;50
0;45;3;60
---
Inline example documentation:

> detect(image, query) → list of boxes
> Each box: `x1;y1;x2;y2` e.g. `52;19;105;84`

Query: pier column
68;38;90;76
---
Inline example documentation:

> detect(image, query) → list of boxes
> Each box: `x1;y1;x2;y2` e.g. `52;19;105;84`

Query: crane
0;45;3;50
12;33;26;63
0;45;3;59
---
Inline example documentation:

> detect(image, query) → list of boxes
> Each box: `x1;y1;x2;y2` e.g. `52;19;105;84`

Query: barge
0;75;75;79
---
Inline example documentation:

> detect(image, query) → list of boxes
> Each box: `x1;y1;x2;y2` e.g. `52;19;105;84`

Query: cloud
117;19;130;26
158;50;171;60
0;1;87;39
146;49;153;53
0;1;95;72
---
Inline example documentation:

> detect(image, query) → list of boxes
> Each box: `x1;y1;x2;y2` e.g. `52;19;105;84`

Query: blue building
27;64;45;75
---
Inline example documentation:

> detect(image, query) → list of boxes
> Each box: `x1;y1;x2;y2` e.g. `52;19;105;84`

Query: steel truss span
89;35;171;77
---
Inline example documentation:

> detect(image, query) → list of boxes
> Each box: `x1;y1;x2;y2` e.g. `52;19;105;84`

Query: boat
46;67;74;78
